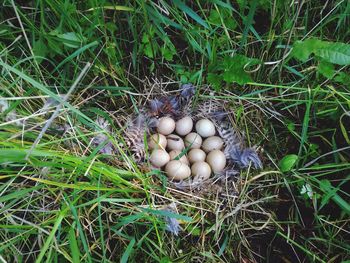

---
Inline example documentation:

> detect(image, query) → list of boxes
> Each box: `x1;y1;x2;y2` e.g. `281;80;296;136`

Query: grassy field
1;0;350;262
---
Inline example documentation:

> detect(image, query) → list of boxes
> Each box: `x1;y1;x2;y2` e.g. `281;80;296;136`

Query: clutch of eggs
148;116;226;181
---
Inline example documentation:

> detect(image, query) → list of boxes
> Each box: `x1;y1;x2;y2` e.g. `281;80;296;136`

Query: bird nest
122;83;262;196
89;81;265;237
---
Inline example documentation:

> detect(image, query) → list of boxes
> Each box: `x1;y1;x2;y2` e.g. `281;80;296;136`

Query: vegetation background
0;0;349;262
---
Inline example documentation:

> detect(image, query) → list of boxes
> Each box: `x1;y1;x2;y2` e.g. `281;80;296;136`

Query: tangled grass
1;1;350;262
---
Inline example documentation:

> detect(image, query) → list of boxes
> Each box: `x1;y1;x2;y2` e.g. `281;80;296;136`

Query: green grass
1;0;350;262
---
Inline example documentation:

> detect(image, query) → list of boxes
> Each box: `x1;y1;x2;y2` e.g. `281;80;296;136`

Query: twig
25;62;91;160
303;145;350;168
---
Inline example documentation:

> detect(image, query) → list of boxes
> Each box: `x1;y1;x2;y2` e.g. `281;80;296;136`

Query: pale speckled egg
167;134;185;151
165;160;191;181
175;116;193;136
188;149;206;163
202;136;224;153
148;133;167;150
191;161;211;180
149;149;170;168
157;117;175;135
206;150;226;172
184;132;202;149
169;150;189;165
195;119;216;137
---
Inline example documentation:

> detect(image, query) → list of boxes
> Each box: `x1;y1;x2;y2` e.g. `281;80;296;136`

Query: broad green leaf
207;73;223;91
222;55;260;85
223;69;252;85
335;72;350;86
208;9;223;25
317;60;335;79
208;9;236;30
142;33;155;58
316;43;350;65
47;37;64;55
279;154;298;172
160;257;172;263
32;39;47;64
292;39;328;62
56;32;85;48
161;39;176;61
292;39;350;65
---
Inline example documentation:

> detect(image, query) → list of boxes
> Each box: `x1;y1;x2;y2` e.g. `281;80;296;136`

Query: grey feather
162;203;182;236
123;112;150;163
164;216;181;236
228;147;263;169
92;117;115;155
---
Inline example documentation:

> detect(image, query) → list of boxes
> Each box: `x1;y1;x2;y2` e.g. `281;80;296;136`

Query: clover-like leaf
279;154;298;172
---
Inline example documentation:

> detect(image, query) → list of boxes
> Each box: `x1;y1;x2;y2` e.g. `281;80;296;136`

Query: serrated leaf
292;39;326;62
207;73;223;91
161;46;174;60
141;31;156;58
208;9;237;30
142;37;154;58
221;55;260;85
208;9;222;25
144;44;154;58
161;39;176;61
335;72;350;86
223;70;252;85
279;154;298;172
317;60;335;78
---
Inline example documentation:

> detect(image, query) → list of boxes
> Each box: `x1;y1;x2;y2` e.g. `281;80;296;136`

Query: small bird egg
175;116;193;136
167;134;185;151
202;136;224;153
191;161;212;181
148;133;167;150
206;150;226;172
157;117;175;135
169;150;189;165
149;149;170;168
165;160;191;181
188;149;206;163
184;132;202;149
195;119;216;137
